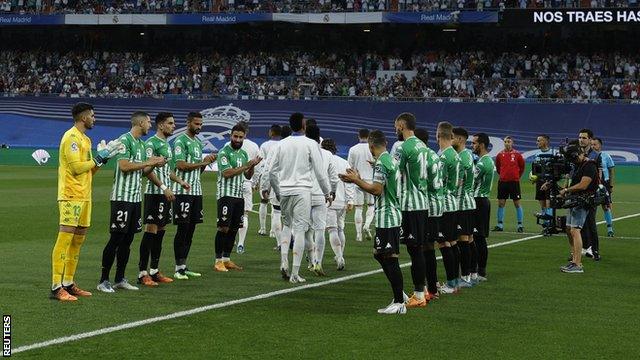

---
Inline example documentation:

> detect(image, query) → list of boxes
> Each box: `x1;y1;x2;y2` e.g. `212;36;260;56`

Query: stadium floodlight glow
442;28;457;32
363;29;370;32
140;32;145;36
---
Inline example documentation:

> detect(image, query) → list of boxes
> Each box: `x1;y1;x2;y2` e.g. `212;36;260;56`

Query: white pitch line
13;212;640;354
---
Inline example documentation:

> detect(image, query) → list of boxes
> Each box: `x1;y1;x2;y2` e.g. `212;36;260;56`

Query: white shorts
311;204;328;230
326;207;346;230
280;193;312;232
243;181;253;212
353;187;373;206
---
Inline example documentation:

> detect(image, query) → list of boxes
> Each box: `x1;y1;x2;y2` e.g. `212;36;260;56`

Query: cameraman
552;142;598;274
578;129;600;260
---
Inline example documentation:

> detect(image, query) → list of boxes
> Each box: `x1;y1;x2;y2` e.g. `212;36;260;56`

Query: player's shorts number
73;205;81;217
222;206;228;215
116;210;129;222
180;202;190;212
158;202;164;213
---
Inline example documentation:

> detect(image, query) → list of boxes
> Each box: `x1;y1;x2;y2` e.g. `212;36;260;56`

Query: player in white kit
347;129;375;242
257;125;282;237
269;113;331;283
322;139;354;271
305;124;338;276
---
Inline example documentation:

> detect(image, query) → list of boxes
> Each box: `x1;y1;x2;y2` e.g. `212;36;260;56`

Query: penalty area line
13;212;640;354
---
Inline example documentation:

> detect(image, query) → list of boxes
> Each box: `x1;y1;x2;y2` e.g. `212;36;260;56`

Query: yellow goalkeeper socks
62;233;86;286
52;231;74;289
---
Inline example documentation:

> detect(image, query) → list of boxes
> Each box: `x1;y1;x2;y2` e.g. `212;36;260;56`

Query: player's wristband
160;185;168;191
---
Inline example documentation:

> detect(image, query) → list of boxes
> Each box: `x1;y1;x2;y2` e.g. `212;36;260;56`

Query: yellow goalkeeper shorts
59;200;92;227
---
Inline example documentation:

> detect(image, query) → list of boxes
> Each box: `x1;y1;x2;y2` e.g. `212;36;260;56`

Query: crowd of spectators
0;0;637;14
2;50;640;101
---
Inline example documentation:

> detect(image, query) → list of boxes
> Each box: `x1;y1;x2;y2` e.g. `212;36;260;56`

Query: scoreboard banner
383;11;498;23
0;14;64;25
501;8;640;26
166;13;271;24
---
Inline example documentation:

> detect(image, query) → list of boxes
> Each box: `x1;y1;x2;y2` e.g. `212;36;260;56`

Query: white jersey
311;148;339;204
391;140;403;160
330;154;355;209
257;139;279;179
269;134;331;197
347;142;374;182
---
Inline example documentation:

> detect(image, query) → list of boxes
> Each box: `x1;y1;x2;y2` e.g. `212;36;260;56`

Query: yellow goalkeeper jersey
57;126;93;201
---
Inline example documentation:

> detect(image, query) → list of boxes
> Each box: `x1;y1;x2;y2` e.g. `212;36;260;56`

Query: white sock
222;257;230;262
138;270;148;278
280;225;291;270
258;202;268;232
328;228;342;260
291;229;306;276
273;210;282;245
414;291;425;300
339;227;346;253
364;205;375;230
354;206;363;239
150;268;159;276
305;229;315;265
238;214;249;247
175;264;186;272
314;229;326;267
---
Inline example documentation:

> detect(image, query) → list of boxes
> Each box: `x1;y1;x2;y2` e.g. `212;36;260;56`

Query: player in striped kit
98;112;167;293
137;112;191;287
340;130;406;315
233;121;260;254
437;121;461;294
393;113;430;308
171;112;217;280
322;139;354;271
452;127;476;288
347;129;375;242
414;128;442;300
471;133;495;281
257;125;282;237
214;124;262;272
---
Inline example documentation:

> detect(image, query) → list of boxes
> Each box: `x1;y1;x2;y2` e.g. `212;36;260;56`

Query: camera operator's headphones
564;144;582;162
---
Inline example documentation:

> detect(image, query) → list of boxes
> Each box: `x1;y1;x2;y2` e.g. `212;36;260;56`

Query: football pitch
1;164;639;359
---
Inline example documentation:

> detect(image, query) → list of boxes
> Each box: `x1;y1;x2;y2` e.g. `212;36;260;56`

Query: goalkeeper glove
95;139;124;166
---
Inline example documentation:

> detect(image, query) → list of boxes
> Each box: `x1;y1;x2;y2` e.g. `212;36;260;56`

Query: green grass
1;165;639;359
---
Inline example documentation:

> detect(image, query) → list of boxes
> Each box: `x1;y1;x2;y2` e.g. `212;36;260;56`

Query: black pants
581;207;599;252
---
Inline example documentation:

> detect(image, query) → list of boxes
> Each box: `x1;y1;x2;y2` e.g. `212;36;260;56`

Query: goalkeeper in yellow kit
50;103;122;301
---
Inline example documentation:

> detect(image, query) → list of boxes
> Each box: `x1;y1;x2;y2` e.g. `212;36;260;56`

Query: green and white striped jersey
474;154;496;198
439;146;460;213
425;147;444;217
393;136;429;212
457;148;476;211
144;135;173;195
110;132;147;203
216;144;249;199
172;133;204;196
372;151;402;229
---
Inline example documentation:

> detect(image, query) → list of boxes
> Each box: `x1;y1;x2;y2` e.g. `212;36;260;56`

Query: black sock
474;234;488;277
114;232;135;283
150;230;165;270
375;255;404;303
407;245;426;292
440;246;456;282
215;231;225;259
174;224;189;265
101;232;122;282
459;242;471;277
452;243;461;279
183;223;196;261
469;241;478;274
139;232;154;273
424;249;438;294
223;230;237;258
